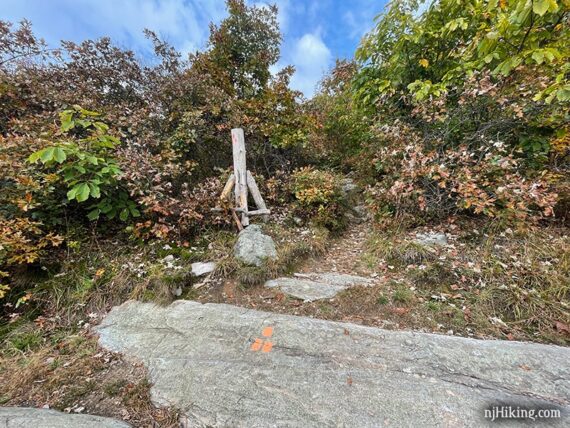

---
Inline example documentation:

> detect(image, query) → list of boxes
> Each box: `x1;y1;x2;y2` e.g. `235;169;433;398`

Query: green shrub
291;167;348;232
28;106;139;222
353;0;568;223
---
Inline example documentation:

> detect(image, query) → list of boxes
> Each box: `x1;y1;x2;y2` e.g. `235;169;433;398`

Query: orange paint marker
261;341;273;353
262;326;273;337
251;338;263;352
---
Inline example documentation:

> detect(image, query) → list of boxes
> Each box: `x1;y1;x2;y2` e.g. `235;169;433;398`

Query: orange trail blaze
261;341;273;353
251;338;263;352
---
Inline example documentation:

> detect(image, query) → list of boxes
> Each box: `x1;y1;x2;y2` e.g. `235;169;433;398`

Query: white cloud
2;0;335;97
1;0;227;57
288;32;332;97
343;11;359;39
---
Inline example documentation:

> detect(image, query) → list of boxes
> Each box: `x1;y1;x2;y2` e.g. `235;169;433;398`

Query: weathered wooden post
214;128;270;230
231;128;249;227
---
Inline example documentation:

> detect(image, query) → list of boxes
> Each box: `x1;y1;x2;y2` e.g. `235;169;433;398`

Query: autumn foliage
353;0;569;223
0;1;311;302
1;0;568;311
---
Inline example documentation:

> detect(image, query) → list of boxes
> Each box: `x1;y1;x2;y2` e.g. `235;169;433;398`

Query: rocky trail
4;289;570;427
72;301;570;426
3;193;570;427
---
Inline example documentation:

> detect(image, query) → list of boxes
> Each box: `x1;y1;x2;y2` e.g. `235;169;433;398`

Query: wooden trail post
232;128;249;227
214;128;270;230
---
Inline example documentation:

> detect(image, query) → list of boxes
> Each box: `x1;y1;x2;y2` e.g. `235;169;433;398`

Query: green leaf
99;202;113;214
531;51;545;64
556;87;570;102
40;147;55;163
87;209;101;221
119;208;129;222
53;147;67;163
67;186;79;201
28;151;41;163
76;183;90;202
533;0;550;15
93;121;109;133
129;206;141;218
60;110;75;132
88;183;101;198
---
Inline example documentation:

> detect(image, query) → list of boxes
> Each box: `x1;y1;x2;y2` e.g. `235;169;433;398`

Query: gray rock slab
97;300;569;427
0;407;131;428
191;262;216;277
234;225;277;267
265;273;373;301
265;278;346;301
307;272;373;287
415;232;448;246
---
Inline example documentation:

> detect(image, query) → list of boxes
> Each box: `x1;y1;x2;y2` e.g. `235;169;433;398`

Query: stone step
264;272;373;301
96;300;570;427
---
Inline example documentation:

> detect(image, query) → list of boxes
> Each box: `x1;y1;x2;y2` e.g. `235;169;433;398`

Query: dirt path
297;221;374;277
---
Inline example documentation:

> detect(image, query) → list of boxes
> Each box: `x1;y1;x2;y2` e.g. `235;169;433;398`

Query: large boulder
234;225;277;267
96;300;570;427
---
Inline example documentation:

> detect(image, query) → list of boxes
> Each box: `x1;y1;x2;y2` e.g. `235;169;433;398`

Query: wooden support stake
231;128;249;227
220;174;235;201
246;170;269;221
231;210;244;231
209;208;269;216
248;209;270;216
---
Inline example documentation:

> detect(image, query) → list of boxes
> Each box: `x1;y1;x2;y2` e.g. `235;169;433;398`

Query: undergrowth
362;219;570;344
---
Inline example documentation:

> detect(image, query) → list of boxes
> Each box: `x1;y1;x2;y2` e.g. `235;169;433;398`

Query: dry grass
361;219;570;344
0;323;180;426
193;218;569;345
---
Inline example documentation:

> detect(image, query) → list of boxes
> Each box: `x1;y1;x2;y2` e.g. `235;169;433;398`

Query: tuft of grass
425;301;442;312
392;286;413;305
409;262;456;290
103;379;128;397
377;294;389;305
6;330;43;353
365;234;436;268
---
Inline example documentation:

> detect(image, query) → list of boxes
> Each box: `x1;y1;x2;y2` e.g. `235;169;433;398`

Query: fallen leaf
555;321;570;335
391;307;410;315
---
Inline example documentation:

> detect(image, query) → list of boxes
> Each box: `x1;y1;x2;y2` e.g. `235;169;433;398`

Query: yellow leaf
419;59;429;68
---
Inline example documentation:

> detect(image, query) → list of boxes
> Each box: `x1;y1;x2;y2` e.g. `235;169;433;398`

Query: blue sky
1;0;387;97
